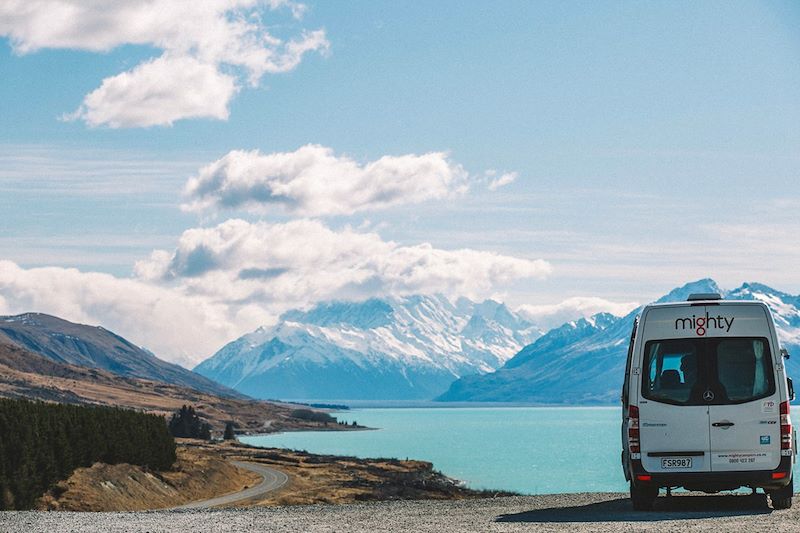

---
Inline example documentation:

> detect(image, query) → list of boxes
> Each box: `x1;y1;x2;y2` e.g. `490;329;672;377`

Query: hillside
195;295;541;400
0;313;239;398
38;444;260;511
0;341;348;434
38;440;509;511
438;279;800;403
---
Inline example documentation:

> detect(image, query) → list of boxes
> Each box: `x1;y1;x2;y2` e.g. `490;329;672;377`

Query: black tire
770;478;793;510
772;495;792;510
630;482;658;511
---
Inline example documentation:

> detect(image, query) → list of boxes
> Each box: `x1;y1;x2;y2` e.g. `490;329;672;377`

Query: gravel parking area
0;492;791;532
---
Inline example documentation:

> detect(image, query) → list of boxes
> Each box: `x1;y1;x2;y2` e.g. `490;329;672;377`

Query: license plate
661;457;692;469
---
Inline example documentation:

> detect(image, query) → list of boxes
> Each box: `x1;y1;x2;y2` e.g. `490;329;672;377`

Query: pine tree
0;398;176;510
223;421;236;440
168;405;212;440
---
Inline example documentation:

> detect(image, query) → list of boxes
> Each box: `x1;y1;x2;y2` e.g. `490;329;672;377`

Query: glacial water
240;406;626;495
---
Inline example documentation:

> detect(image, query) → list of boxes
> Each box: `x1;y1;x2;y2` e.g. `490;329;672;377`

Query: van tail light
628;405;640;454
780;401;792;451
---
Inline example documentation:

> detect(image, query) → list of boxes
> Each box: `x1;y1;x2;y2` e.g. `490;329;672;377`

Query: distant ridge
0;339;335;433
0;312;242;399
194;294;542;400
437;279;800;403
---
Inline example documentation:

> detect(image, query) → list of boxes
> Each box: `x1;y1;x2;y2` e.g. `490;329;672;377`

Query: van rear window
642;337;774;406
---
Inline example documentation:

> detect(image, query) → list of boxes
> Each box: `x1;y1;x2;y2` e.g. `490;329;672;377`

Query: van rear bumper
631;456;793;491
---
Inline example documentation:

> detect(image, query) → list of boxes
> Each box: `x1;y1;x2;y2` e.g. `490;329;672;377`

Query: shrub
289;408;336;424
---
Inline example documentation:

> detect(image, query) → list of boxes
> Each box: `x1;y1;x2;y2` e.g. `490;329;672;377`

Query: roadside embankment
202;439;513;506
36;439;511;511
37;443;260;511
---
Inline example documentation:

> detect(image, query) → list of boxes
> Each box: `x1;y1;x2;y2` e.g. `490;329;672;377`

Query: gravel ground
0;492;793;532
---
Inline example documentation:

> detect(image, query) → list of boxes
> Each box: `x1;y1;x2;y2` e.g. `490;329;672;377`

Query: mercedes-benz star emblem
703;390;715;402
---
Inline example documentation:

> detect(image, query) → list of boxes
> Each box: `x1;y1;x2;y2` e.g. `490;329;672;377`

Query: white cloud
182;145;469;215
136;218;552;304
0;143;198;195
700;223;800;252
65;55;238;128
517;296;639;330
0;0;329;127
0;260;248;367
487;171;517;191
0;220;552;366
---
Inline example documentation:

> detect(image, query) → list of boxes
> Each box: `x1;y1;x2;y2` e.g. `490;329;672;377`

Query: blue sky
0;1;798;364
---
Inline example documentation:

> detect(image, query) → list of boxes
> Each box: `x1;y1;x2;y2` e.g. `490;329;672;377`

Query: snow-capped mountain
194;295;542;400
727;283;800;350
438;279;800;403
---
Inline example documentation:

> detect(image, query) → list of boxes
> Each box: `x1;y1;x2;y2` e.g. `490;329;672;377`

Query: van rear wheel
772;495;792;510
769;478;793;510
630;482;658;511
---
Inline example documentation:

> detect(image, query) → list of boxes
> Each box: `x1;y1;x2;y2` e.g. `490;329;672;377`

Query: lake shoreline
241;406;627;495
279;400;622;409
36;439;513;511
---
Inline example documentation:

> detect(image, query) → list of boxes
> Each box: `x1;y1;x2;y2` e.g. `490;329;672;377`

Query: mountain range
0;314;361;433
5;279;797;406
438;279;800;403
194;295;541;400
0;312;241;399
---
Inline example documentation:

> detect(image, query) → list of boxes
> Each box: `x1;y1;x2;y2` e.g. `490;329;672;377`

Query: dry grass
37;444;261;511
198;441;514;507
36;440;514;512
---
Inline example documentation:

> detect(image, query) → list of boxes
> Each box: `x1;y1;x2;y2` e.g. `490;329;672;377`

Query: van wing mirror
782;348;790;360
789;377;796;402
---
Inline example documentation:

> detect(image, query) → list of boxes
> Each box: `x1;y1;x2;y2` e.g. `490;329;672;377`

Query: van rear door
708;336;782;471
639;336;711;473
637;302;784;474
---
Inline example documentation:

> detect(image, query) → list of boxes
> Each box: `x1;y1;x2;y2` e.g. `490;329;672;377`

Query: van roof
642;299;769;311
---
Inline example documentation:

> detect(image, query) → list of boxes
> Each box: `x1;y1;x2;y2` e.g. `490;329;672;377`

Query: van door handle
712;421;735;427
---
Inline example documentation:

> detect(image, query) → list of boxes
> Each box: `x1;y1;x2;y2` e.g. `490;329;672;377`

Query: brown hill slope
39;440;509;511
0;341;343;434
37;444;261;511
0;313;240;398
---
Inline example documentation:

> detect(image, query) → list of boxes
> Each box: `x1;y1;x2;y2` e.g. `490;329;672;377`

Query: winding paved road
171;461;288;510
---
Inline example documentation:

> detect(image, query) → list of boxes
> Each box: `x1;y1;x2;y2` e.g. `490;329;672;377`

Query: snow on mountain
194;294;542;400
728;283;800;349
438;279;800;404
654;278;724;304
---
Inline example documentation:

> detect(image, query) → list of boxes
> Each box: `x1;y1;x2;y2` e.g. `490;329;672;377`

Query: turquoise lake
240;406;626;495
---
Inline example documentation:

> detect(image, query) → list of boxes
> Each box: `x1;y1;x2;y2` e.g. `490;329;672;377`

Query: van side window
621;317;638;406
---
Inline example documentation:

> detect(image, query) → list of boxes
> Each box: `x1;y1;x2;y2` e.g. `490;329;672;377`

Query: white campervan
621;293;796;510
